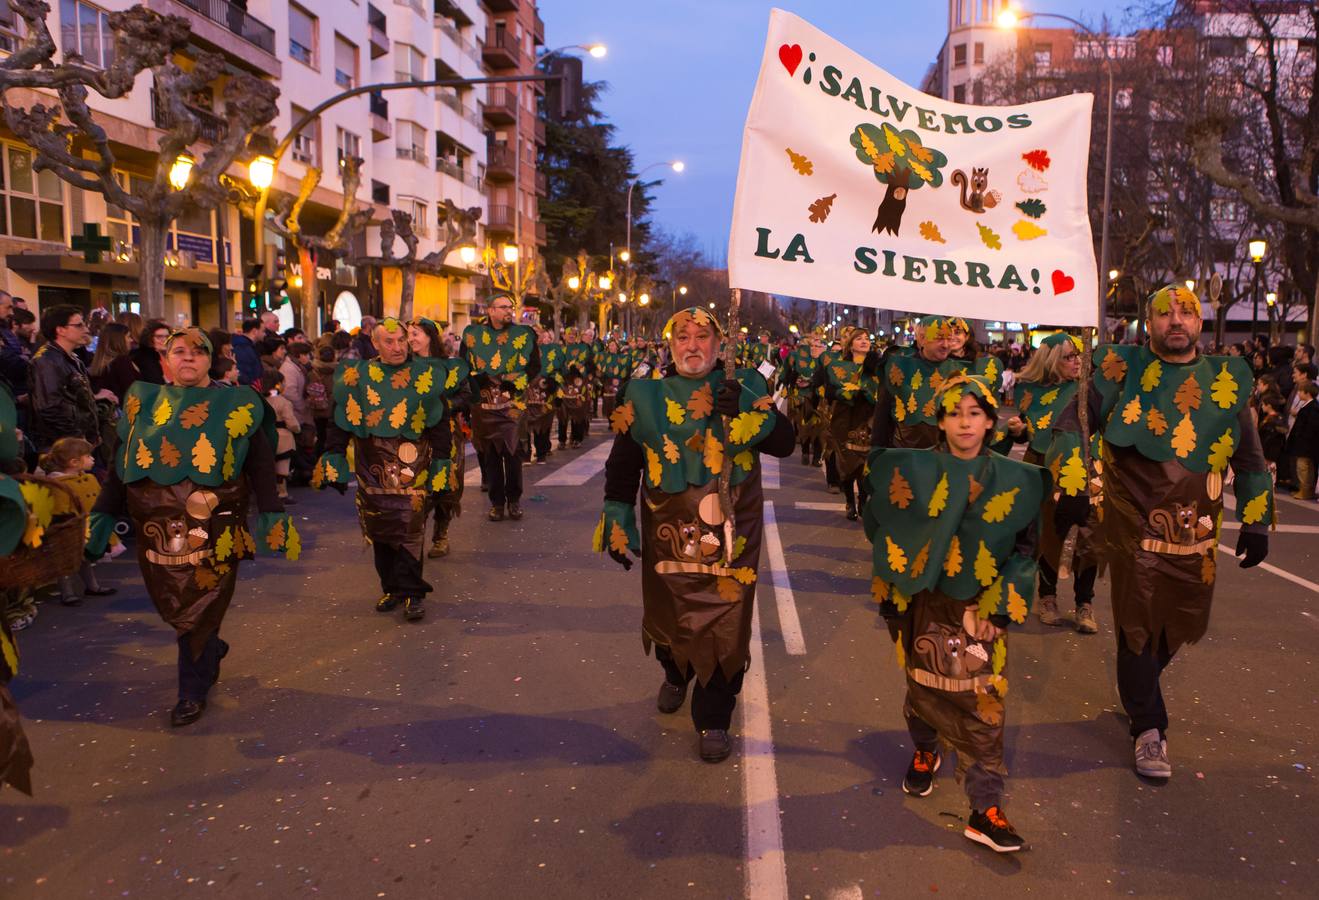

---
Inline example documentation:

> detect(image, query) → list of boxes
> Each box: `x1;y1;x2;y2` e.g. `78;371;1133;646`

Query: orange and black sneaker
965;806;1026;853
901;749;941;797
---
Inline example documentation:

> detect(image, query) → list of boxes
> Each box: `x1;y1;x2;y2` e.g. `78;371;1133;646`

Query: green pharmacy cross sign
71;223;114;263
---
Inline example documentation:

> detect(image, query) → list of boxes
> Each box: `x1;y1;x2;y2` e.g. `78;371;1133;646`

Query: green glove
258;511;302;560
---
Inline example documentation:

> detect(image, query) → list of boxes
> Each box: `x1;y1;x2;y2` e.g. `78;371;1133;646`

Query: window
334;34;358;88
396;120;427;165
371;179;390;206
290;104;319;165
973;42;984;65
1206;37;1243;58
1033;44;1052;69
979;0;994;21
952;83;966;103
0;3;22;55
398;196;428;237
973;81;984;105
953;43;967;67
289;3;317;67
1157;45;1173;67
395;43;425;83
0;143;64;242
337;127;361;167
59;0;114;68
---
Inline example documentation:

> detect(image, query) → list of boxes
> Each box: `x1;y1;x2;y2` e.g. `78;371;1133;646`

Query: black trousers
656;645;746;731
533;427;552;460
486;448;523;506
557;413;569;444
840;476;869;511
1038;558;1098;606
824;453;840;487
177;631;228;702
372;543;431;599
1116;630;1175;739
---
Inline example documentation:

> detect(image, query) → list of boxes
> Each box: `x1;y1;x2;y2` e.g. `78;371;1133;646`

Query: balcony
437;158;481;191
396;145;430;167
394;0;426;17
151;89;227;144
483;87;517;124
436;17;483;65
485;143;515;181
535;171;547;195
533;12;545;44
484;0;518;11
486;204;515;232
369;92;391;141
172;0;275;55
534;116;545;145
482;29;519;69
535;222;547;244
437;89;482;129
368;4;389;58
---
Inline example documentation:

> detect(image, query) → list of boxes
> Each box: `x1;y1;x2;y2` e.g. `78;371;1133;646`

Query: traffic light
264;246;289;309
245;263;264;310
544;55;583;122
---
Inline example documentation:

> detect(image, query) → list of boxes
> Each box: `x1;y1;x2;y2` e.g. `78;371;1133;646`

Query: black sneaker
507;503;523;520
656;680;687;714
375;594;400;613
698;729;731;763
964;806;1026;853
902;749;941;797
845;502;858;521
403;597;425;621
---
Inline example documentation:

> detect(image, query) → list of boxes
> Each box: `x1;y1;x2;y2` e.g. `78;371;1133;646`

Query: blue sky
539;0;1140;264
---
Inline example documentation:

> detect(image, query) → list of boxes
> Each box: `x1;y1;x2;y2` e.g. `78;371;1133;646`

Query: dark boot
404;597;425;621
376;593;400;612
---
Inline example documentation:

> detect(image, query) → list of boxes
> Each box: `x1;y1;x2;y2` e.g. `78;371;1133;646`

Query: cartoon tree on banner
851;123;948;236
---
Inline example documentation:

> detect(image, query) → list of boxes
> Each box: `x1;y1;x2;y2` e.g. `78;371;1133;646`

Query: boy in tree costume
314;319;469;621
1004;332;1102;633
1052;284;1272;779
779;330;827;465
523;327;562;465
1;384;35;792
595;306;796;763
872;316;1002;451
461;296;539;520
89;329;296;727
813;327;880;520
865;374;1048;853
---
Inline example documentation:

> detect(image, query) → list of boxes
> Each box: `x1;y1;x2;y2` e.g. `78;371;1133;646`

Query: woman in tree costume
461;296;539;521
779;330;827;466
864;374;1048;853
1003;332;1101;634
524;326;562;466
814;327;879;521
871;316;1002;451
1051;284;1272;779
1;384;35;792
89;329;297;727
406;319;473;560
314;319;469;621
595;306;796;763
598;338;632;421
556;327;592;449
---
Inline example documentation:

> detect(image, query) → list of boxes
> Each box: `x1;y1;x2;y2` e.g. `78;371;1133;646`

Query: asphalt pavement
3;425;1318;899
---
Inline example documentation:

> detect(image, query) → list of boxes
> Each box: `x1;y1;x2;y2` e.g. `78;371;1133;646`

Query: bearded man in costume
1052;284;1272;779
90;329;296;727
313;319;470;621
461;295;539;520
595;307;796;762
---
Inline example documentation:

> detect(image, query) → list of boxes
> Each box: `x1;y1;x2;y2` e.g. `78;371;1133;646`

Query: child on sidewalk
38;437;117;606
265;367;300;502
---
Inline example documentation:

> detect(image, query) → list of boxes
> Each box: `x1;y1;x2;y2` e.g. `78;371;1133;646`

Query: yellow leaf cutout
1207;430;1234;473
610;401;636;434
928;472;949;517
978;578;1002;619
729;411;766;445
1211;363;1238;408
734;450;754;472
974;540;998;586
977;222;1002;250
1241;491;1270;525
882;125;907;157
285;523;301;561
345;394;363;426
981;487;1019;523
1100;348;1127;382
414;367;434;395
410;402;427;433
703;432;724;473
886;536;908;573
785;147;813;175
1058;448;1087;495
123;393;141;424
911;371;924;391
388;398;408;430
513;333;528;350
1171;413;1196;458
1039;388;1059;406
215;527;233;562
944;535;963;577
444;366;459;390
225;404;255;438
193;432;217;474
889;468;915;509
152;396;173;426
431;467;448;491
1121;396;1142;424
871;577;891;604
918;221;946;243
662;434;680;464
1140;359;1162;392
1034;411;1052;431
366;386;381;407
368;362;384;382
1006;585;1027;624
992;637;1008;674
18;482;53;548
221;438;235;480
1011;219;1047;241
342;365;360;386
645;445;663;486
665;398;686;425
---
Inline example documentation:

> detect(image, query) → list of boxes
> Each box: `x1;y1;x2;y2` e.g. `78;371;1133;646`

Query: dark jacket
27;342;99;451
1286;401;1319;461
232;334;262;385
0;323;29;397
90;354;140;403
129;345;165;385
1258;412;1289;465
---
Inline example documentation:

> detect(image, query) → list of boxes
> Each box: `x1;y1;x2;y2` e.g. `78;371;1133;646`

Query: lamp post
625;160;685;260
999;7;1114;330
1249;236;1268;339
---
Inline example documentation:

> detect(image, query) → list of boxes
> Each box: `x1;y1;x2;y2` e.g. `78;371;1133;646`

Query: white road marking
762;502;805;656
762;456;781;490
535;440;613;486
826;887;864;900
742;599;789;900
1221;540;1319;599
794;501;845;511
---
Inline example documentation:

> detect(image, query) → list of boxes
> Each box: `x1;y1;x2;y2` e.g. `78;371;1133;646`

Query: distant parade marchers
0;285;1295;857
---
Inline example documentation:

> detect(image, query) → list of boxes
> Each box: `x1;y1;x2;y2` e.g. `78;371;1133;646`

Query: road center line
763;501;806;655
1220;541;1319;618
535;441;613;486
743;598;789;900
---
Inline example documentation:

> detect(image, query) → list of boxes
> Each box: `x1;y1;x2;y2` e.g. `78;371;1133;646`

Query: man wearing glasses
28;305;99;454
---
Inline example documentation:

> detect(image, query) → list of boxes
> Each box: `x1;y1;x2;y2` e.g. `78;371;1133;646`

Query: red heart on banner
1051;270;1075;295
779;44;803;76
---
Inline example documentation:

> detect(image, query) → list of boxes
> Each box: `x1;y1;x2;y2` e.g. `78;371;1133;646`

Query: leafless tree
349;200;480;322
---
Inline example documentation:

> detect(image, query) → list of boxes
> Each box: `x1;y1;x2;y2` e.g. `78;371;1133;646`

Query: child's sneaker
902;749;941;797
965;806;1026;852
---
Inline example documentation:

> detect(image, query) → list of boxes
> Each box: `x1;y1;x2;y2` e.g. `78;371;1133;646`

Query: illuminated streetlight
1108;268;1120;281
996;8;1020;28
1248;237;1268;263
458;245;477;265
1185;279;1196;292
598;274;613;291
291;274;304;289
1266;291;1277;306
788;324;798;334
169;152;195;191
567;275;581;290
248;154;275;190
708;302;716;309
671;161;685;173
587;43;607;58
618;249;631;263
618;292;628;303
639;293;650;306
678;285;688;296
502;244;519;264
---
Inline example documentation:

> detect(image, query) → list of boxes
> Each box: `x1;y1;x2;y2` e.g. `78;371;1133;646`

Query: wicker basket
0;475;86;587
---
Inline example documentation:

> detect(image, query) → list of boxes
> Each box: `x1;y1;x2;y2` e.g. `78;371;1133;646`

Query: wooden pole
719;287;741;565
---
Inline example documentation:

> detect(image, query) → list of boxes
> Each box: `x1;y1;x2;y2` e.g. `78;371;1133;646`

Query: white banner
729;9;1098;327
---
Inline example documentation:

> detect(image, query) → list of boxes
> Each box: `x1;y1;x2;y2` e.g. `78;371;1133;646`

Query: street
4;425;1318;898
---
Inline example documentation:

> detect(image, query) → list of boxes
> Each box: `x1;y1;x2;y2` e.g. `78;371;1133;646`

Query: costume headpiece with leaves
935;373;999;415
166;327;213;356
1148;283;1201;318
664;306;724;344
916;316;952;343
1040;331;1083;353
838;326;867;355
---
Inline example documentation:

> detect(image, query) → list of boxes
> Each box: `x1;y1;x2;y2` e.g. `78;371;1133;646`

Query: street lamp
1248;236;1268;338
626;160;685;259
567;275;581;291
618;249;631;264
1185;279;1196;292
502;244;519;264
1000;7;1114;327
1248;237;1268;263
247;154;275;191
168;152;194;191
459;244;477;265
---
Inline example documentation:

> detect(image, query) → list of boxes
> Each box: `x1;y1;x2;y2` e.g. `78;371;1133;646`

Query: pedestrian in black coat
1286;381;1319;500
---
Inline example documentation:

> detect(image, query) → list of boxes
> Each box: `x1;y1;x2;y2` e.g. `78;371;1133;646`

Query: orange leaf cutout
888;468;915;508
179;401;210;429
687;383;714;421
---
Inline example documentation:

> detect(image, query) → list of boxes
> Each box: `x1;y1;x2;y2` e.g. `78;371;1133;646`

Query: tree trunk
1309;277;1319;350
398;266;417;322
298;243;318;336
138;218;168;319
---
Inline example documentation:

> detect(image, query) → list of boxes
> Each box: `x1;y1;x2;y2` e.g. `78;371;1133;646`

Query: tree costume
524;340;563;464
90;339;295;718
596;307;796;748
1050;286;1273;745
460;318;539;514
598;343;633;420
559;337;595;446
780;336;826;464
1;385;34;793
313;350;469;610
864;375;1047;826
813;333;879;517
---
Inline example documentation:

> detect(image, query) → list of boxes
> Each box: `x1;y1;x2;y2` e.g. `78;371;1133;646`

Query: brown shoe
507;503;523;520
488;506;505;521
1075;602;1099;634
427;534;450;558
1038;596;1065;626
